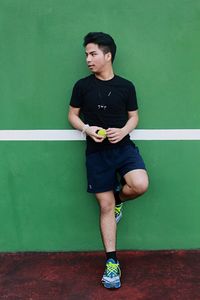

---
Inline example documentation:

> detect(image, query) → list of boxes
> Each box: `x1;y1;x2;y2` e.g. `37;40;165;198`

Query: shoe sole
116;212;122;223
102;280;121;289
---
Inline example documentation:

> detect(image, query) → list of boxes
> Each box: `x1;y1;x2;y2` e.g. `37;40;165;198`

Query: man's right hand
85;126;106;143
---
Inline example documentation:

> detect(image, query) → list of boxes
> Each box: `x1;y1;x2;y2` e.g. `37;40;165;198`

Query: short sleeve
126;82;138;111
70;81;82;108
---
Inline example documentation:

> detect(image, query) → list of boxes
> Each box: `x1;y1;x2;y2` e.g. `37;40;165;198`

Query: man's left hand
106;128;126;144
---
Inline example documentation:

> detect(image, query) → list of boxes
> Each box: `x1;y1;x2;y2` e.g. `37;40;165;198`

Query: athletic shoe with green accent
115;203;123;223
102;259;121;289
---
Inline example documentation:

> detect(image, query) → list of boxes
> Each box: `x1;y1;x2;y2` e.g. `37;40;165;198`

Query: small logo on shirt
98;105;107;110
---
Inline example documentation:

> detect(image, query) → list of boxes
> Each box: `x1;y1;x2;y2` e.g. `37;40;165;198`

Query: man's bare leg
120;169;149;201
96;191;116;252
96;191;121;289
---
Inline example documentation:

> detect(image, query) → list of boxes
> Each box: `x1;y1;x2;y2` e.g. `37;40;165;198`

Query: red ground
0;250;200;300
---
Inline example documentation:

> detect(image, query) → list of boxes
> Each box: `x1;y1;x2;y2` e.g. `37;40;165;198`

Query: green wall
0;0;200;251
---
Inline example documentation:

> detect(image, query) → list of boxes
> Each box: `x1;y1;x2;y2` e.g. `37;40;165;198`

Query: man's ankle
106;251;118;263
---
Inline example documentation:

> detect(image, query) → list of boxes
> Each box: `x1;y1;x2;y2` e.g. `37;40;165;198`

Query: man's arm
106;110;139;144
68;106;85;132
68;105;105;142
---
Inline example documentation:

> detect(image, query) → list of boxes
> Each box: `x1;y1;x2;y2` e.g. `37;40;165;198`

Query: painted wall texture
0;0;200;251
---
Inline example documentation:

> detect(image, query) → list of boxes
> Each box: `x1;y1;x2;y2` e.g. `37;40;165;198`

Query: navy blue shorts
86;143;146;193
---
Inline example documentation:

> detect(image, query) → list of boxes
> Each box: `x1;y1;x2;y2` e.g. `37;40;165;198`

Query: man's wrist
121;125;135;136
121;126;128;137
82;124;90;134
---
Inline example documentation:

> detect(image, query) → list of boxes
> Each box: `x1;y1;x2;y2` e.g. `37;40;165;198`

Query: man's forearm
121;115;138;136
68;112;86;132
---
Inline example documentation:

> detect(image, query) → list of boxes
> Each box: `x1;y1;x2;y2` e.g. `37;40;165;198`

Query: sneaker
102;259;121;289
115;203;123;223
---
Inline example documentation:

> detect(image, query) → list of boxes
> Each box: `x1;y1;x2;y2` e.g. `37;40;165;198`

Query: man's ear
105;52;112;62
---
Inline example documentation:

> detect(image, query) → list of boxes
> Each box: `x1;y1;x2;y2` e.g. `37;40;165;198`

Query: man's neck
95;69;114;81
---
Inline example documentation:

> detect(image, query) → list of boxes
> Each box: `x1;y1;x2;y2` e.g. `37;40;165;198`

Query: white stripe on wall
0;129;200;141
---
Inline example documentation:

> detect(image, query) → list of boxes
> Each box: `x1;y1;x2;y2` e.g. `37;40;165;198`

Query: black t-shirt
70;74;138;153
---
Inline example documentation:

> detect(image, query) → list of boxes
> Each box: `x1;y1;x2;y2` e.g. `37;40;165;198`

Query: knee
99;200;115;215
130;179;149;197
135;181;148;195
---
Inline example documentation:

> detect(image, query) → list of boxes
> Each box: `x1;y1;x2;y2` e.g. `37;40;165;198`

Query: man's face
85;43;111;74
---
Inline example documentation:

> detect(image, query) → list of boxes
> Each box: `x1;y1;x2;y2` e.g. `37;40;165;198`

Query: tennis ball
97;129;107;138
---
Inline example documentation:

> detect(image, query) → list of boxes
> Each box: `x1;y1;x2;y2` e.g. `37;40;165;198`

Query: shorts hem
121;166;146;177
87;187;114;194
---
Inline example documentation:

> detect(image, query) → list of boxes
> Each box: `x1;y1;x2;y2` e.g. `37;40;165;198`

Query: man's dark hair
83;32;117;63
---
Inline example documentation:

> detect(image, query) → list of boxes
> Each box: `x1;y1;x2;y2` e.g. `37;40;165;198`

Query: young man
68;32;149;289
